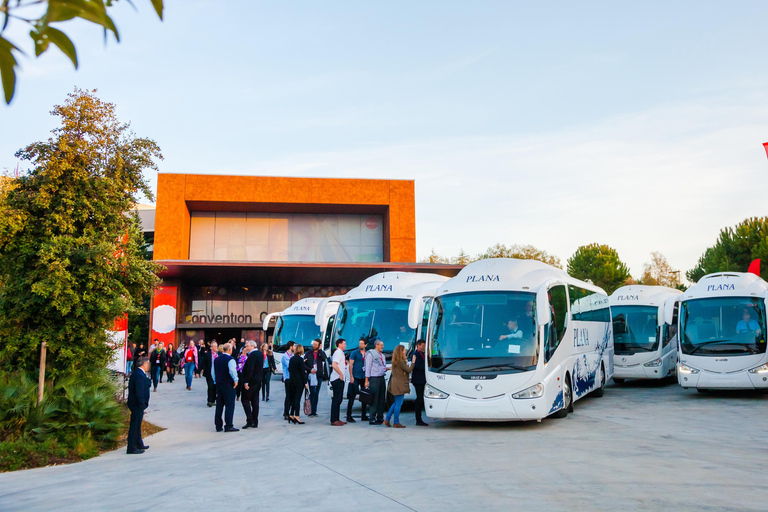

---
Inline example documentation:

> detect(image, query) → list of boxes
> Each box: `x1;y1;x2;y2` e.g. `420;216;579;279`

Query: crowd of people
125;334;429;448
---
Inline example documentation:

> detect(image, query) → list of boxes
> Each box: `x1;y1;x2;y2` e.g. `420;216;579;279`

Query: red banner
763;142;768;160
150;286;178;345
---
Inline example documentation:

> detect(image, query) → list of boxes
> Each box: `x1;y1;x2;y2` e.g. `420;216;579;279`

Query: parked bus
609;285;682;383
262;298;325;375
411;258;613;421
678;272;768;391
316;271;449;399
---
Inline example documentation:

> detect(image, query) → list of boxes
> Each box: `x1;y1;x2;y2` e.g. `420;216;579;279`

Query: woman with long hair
384;344;414;428
287;345;308;424
261;342;276;401
166;343;179;383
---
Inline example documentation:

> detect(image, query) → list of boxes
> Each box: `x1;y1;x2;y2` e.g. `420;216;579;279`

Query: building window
188;212;384;263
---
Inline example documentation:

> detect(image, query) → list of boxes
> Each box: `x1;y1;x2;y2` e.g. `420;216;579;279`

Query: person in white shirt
330;338;347;426
499;319;523;341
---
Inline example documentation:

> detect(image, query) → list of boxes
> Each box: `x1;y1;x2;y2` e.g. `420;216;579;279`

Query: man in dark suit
412;339;429;427
213;342;239;432
304;339;328;417
126;357;151;454
203;341;218;407
241;340;264;429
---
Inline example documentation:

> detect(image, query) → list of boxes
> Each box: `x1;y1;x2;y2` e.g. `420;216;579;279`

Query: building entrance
179;328;264;349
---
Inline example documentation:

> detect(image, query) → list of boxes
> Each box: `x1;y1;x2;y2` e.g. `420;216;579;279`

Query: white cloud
217;94;768;279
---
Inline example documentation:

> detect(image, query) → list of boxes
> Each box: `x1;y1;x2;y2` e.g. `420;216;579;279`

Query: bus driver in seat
736;309;761;335
499;318;523;341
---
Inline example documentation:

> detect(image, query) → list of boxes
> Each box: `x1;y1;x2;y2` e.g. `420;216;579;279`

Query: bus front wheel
592;363;606;398
552;373;572;418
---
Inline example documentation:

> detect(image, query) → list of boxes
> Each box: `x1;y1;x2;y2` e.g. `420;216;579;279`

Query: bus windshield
612;305;659;355
428;291;537;373
333;299;414;354
680;297;767;356
273;315;322;352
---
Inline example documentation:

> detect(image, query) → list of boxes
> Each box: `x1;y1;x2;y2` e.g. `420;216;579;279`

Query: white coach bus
609;285;682;383
316;271;449;398
678;272;768;391
411;258;613;422
262;298;325;375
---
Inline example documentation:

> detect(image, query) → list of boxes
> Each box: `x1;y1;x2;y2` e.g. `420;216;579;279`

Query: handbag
303;389;312;416
358;387;374;406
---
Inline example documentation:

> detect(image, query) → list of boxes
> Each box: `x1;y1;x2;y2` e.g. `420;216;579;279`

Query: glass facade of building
188;212;384;263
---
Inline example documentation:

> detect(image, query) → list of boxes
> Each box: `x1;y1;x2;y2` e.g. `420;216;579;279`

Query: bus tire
592;363;606;398
552;373;572;418
613;378;625;384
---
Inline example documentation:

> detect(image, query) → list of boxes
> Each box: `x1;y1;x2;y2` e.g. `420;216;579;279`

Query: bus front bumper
614;364;671;380
678;368;768;389
424;394;549;422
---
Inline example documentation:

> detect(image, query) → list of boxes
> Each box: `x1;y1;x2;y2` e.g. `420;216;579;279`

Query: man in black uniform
241;340;264;429
126;357;151;454
412;339;429;426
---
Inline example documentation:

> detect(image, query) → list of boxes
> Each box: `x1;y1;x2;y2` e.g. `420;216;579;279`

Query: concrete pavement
2;375;768;511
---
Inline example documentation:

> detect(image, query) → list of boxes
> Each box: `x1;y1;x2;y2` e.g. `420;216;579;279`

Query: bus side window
323;315;335;351
664;303;679;347
545;285;568;361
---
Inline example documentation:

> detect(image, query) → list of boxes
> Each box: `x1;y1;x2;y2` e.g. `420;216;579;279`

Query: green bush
0;370;124;470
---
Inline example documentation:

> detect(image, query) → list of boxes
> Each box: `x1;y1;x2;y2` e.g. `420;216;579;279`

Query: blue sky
3;1;768;278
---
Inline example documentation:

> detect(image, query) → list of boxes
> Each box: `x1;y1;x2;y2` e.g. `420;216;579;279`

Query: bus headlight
644;358;662;367
512;383;544;399
678;363;700;374
425;384;449;399
748;364;768;374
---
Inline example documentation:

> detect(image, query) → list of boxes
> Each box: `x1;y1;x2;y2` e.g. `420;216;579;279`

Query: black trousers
126;406;144;453
262;372;271;399
283;381;292;416
346;380;367;419
330;379;344;423
414;383;426;423
369;376;386;421
215;384;236;430
290;382;304;416
206;376;216;404
242;382;261;426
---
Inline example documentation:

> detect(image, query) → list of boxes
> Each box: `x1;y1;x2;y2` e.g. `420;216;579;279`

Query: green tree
687;217;768;283
0;88;163;378
477;243;562;268
640;251;679;288
0;0;163;104
567;243;630;294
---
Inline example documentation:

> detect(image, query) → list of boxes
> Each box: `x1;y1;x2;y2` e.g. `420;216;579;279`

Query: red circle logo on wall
365;217;379;230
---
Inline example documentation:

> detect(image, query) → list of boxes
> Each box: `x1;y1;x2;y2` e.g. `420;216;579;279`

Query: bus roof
340;271;450;301
683;272;768;301
434;258;605;296
609;285;682;307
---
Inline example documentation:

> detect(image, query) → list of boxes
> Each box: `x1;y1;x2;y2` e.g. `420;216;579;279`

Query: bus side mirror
536;290;551;325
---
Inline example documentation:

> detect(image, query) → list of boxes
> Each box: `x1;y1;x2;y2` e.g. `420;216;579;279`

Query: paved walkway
2;375;768;511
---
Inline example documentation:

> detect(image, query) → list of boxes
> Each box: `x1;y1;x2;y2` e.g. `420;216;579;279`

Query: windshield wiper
689;339;750;355
436;358;474;371
467;363;531;372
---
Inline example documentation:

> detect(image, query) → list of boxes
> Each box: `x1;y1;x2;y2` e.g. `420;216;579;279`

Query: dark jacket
168;349;180;366
203;350;216;382
242;350;264;387
288;354;308;387
127;367;150;411
304;349;328;381
265;354;277;374
214;353;235;388
412;350;427;385
149;349;167;370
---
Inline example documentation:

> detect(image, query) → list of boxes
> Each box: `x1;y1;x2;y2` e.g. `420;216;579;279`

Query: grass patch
0;408;164;472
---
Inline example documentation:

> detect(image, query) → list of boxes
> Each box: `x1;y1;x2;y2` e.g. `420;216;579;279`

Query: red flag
748;259;760;276
763;142;768;160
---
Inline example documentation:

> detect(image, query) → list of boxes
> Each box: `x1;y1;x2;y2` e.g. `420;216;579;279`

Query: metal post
38;342;47;405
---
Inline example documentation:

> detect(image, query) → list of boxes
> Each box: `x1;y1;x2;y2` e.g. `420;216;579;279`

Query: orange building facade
149;173;459;347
